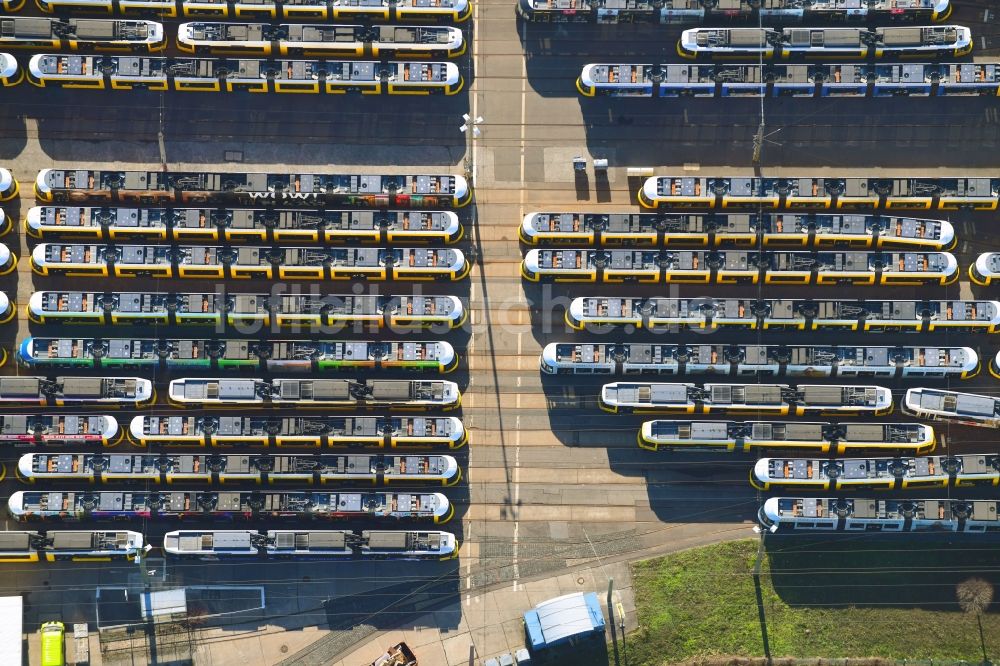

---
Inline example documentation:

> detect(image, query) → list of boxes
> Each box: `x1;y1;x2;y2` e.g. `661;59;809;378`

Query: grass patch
626;538;1000;665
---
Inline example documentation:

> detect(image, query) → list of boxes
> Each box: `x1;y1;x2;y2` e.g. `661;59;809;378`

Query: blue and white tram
542;343;977;379
751;453;1000;491
759;497;1000;533
578;63;1000;98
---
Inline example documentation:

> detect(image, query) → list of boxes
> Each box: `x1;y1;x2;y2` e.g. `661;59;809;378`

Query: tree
957;577;994;666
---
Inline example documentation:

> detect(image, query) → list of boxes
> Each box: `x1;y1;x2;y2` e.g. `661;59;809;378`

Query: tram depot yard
3;0;1000;663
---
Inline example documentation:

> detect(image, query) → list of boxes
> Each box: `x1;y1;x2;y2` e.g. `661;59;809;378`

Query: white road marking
511;520;520;592
158;95;167;168
470;0;481;188
465;521;474;605
514;428;521;509
512;417;522;587
518;20;528;214
468;0;481;609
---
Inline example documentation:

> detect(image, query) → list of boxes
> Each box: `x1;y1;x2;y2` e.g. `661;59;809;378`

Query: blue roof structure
524;592;606;651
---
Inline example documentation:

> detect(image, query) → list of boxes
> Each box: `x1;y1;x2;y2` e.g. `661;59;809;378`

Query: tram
520;211;954;249
752;453;1000;491
516;0;951;24
176;22;465;58
0;530;144;562
28;291;465;330
0;17;165;51
541;343;977;379
0;245;18;276
0;415;121;446
28;55;464;94
166;377;460;410
578;63;1000;98
566;297;1000;333
759;497;1000;533
35;169;471;208
969;253;1000;286
30;243;469;281
677;26;971;60
19;337;457;373
902;387;1000;428
163;529;457;559
0;376;153;407
0;168;18;201
27;206;462;243
638;420;935;454
600;382;893;415
639;176;999;211
0;54;17;86
0;293;13;325
18;452;461;485
521;249;958;285
34;0;472;21
8;490;454;522
130;414;466;448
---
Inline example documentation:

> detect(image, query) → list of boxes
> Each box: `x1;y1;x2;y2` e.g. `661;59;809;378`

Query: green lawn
626;539;1000;665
